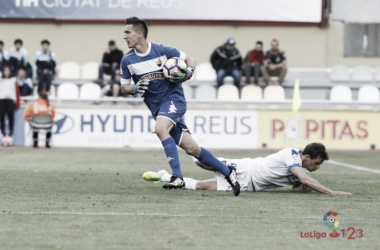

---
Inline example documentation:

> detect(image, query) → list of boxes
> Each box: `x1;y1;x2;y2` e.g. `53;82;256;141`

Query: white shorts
213;158;253;192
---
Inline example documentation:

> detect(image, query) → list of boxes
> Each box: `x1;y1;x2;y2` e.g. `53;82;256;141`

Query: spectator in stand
36;40;56;93
244;41;264;85
24;91;55;148
0;65;20;142
98;40;124;82
9;39;31;77
0;40;10;75
17;67;33;96
261;39;287;85
96;70;124;105
210;38;242;89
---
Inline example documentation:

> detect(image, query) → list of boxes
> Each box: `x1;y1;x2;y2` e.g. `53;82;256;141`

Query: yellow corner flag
292;79;302;113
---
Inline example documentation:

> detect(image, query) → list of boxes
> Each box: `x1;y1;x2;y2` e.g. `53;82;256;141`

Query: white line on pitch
328;160;380;174
0;211;377;222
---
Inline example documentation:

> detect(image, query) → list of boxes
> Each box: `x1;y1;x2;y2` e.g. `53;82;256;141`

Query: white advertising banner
24;108;258;149
2;0;322;23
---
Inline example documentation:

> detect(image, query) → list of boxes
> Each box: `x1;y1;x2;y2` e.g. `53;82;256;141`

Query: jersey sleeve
162;45;186;60
284;149;302;169
120;56;132;85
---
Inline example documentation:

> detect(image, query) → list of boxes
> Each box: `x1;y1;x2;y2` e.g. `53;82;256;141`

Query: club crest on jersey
141;72;165;81
156;58;162;67
292;154;300;163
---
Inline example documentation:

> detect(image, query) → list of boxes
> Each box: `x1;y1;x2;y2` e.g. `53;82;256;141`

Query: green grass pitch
0;148;379;249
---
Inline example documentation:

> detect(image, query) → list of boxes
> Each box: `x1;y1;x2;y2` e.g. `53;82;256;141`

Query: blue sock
197;147;231;176
162;137;182;178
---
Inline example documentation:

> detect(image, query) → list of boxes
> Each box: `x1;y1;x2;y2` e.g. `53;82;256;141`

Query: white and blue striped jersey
120;42;186;117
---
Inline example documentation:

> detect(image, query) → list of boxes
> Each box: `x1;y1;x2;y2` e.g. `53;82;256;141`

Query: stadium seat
194;85;217;100
195;63;216;81
330;65;350;82
217;85;239;100
58;62;81;80
81;62;99;80
33;85;56;99
374;67;380;82
352;65;373;82
358;85;380;102
57;82;79;100
182;84;193;100
80;83;102;100
241;85;262;101
330;85;352;102
263;85;285;101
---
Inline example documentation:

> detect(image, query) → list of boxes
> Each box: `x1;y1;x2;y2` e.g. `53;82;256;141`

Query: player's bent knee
155;127;170;139
185;146;200;156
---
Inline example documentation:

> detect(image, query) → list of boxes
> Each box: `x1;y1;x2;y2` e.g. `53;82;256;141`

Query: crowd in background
0;39;57;147
210;38;287;88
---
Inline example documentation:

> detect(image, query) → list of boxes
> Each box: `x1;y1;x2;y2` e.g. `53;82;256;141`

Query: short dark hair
0;40;3;46
125;17;148;39
271;39;279;44
108;40;116;46
256;41;263;46
41;39;50;45
14;39;23;45
303;143;329;161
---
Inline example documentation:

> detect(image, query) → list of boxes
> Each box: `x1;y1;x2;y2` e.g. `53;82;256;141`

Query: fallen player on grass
143;143;351;195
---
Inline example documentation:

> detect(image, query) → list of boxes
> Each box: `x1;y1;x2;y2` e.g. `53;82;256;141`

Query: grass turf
0;149;379;250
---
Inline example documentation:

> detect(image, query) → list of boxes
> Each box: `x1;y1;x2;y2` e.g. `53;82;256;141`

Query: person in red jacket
244;41;264;85
0;65;20;144
24;91;56;148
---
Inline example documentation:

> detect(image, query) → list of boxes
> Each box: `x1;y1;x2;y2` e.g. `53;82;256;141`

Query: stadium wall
0;21;379;68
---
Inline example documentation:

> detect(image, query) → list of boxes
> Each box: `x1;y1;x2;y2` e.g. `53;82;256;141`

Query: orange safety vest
24;98;56;120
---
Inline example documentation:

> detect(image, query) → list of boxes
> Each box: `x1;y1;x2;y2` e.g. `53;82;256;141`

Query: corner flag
292;79;302;113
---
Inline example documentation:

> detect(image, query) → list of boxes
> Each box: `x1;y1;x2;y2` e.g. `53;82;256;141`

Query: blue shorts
154;99;190;146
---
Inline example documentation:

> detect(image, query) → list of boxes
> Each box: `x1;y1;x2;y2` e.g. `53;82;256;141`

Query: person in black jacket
210;38;242;88
98;40;123;81
36;40;56;93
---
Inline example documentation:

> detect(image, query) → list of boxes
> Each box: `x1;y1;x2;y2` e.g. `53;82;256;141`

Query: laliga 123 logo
300;211;364;240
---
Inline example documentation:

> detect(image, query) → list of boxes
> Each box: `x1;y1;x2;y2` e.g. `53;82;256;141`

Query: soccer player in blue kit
120;17;241;195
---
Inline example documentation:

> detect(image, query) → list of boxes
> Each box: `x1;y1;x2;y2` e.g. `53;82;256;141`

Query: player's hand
331;191;351;195
131;79;149;95
169;67;194;84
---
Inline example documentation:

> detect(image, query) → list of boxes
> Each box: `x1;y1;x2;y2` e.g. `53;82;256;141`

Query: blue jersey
120;42;187;117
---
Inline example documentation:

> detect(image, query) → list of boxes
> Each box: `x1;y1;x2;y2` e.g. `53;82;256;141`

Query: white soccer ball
2;136;13;147
328;217;335;223
163;57;187;78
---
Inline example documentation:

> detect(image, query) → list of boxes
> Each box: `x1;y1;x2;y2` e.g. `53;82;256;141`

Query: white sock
183;178;197;190
161;173;171;182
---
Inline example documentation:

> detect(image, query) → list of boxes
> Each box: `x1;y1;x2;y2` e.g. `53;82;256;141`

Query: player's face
303;155;324;172
124;25;140;48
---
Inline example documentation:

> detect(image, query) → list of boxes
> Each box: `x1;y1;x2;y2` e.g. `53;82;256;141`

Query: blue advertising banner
0;0;322;22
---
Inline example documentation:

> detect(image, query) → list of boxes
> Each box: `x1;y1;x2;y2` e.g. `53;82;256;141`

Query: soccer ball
1;136;13;147
328;217;335;223
163;57;187;78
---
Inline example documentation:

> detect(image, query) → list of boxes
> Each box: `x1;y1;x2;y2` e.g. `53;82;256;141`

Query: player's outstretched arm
292;184;313;193
290;167;351;195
